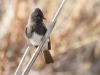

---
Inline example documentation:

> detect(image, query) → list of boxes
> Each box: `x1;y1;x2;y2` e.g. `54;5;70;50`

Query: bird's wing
25;25;34;38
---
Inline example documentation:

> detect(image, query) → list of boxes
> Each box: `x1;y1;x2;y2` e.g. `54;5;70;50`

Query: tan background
0;0;100;75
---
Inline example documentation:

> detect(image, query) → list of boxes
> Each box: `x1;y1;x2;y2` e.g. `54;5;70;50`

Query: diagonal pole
22;0;66;75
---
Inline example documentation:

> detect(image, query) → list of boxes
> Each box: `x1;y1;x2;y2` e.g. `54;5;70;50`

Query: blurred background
0;0;100;75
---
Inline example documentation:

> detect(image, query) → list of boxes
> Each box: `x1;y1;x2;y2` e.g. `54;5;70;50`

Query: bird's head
30;8;46;22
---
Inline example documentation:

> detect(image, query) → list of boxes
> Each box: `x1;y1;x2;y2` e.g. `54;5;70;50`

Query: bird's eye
37;14;39;17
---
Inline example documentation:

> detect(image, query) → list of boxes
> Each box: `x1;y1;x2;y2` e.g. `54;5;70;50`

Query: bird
25;8;54;64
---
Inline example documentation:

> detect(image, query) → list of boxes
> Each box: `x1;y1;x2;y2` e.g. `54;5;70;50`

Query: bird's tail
43;50;54;64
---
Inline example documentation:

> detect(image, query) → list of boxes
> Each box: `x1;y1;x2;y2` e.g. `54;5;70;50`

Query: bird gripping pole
22;0;66;75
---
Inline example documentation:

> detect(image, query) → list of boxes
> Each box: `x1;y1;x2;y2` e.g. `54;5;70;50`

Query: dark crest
30;8;46;22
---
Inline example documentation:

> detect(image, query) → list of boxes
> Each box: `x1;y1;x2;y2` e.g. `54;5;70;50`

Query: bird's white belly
29;32;43;45
29;32;49;51
30;32;50;51
30;32;50;46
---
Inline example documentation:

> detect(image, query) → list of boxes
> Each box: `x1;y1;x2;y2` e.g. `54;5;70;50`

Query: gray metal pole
14;46;31;75
22;0;66;75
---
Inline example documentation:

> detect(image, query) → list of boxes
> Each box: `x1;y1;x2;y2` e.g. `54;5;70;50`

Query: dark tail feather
43;50;54;64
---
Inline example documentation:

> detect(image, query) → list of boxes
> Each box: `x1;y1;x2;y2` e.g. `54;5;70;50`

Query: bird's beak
42;17;46;20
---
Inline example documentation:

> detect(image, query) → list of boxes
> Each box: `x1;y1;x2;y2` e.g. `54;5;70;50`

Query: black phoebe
25;8;54;64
